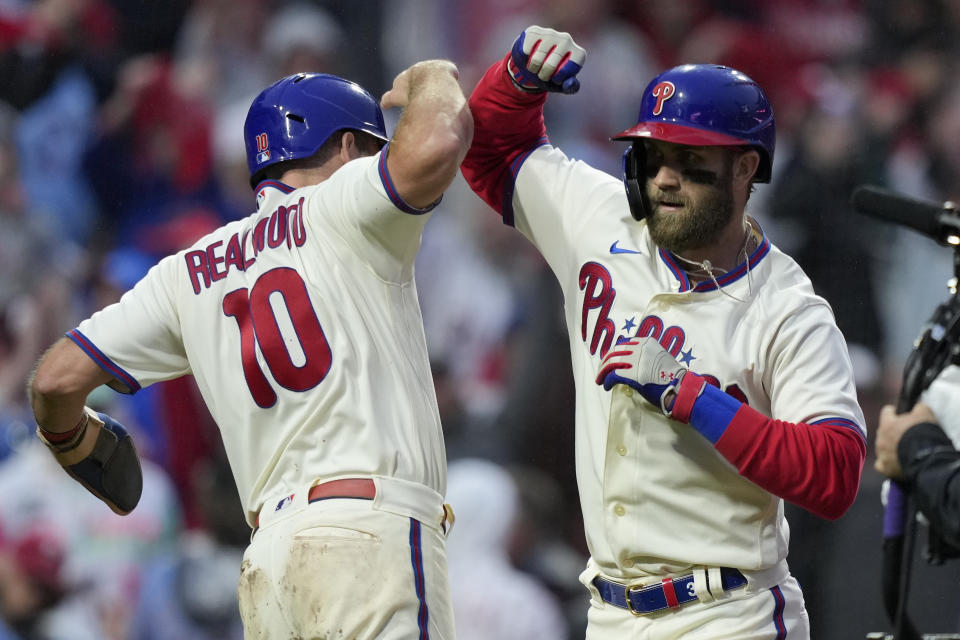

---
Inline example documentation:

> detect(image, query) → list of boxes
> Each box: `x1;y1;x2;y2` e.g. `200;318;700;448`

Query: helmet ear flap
622;143;646;221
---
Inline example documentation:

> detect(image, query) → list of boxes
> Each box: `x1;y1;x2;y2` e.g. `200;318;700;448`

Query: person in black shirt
875;401;960;547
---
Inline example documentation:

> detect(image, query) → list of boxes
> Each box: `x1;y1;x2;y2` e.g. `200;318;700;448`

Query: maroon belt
307;478;376;502
255;478;376;528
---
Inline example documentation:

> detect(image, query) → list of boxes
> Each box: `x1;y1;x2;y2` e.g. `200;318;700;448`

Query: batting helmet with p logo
611;64;776;220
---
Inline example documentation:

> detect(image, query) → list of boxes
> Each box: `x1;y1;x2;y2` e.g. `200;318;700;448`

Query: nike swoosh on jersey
609;241;641;255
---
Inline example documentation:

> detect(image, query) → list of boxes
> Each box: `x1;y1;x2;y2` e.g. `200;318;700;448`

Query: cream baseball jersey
512;145;865;575
461;59;867;584
68;149;446;526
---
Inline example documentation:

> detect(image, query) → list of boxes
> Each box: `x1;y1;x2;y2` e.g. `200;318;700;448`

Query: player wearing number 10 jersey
29;61;473;639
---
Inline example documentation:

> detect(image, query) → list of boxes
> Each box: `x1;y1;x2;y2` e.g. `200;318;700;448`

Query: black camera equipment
852;185;960;640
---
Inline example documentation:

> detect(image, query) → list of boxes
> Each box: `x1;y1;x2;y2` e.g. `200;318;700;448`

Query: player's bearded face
643;152;736;254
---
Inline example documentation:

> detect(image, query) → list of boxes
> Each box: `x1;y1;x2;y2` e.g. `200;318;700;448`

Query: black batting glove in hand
508;25;586;94
596;337;705;421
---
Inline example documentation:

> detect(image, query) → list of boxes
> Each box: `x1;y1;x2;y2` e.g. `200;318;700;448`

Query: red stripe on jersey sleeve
713;404;866;520
461;55;549;221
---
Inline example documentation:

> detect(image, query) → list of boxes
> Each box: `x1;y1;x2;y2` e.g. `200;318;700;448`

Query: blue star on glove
595;337;688;415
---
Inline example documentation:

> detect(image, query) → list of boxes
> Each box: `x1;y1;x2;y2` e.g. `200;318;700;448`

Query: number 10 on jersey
222;267;332;407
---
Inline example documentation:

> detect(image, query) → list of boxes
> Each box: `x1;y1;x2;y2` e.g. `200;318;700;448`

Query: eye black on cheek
682;169;719;185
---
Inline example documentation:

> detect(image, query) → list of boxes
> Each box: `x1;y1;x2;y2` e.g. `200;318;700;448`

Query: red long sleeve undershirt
461;55;548;222
712;396;866;520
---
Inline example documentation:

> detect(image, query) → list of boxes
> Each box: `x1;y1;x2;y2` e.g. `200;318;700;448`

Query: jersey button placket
613;504;626;517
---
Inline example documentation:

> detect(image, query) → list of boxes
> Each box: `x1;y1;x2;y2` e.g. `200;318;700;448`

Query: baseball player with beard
28;60;472;639
461;26;866;639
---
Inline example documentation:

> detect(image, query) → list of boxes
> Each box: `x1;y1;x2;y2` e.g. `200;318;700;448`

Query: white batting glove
595;337;706;421
507;25;586;94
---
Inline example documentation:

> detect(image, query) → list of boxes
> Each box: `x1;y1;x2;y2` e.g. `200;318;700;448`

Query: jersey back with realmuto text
69;152;446;526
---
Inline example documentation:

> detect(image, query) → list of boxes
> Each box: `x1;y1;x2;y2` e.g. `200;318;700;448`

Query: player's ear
734;149;760;184
339;131;361;162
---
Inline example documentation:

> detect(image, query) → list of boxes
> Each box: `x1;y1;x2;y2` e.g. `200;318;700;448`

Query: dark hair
257;129;385;183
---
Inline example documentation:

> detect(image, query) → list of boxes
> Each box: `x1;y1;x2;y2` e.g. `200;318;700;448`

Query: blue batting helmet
244;73;389;189
612;64;775;220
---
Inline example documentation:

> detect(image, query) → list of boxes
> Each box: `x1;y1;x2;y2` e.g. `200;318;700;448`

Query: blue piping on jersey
661;253;692;291
811;417;867;443
254;179;296;194
502;136;550;227
378;142;440;215
66;329;141;393
658;226;772;293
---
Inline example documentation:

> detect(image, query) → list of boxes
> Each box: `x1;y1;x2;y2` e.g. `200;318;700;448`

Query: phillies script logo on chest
578;261;749;403
651;81;675;116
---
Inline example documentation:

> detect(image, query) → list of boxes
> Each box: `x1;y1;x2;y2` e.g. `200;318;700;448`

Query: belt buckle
625;583;646;616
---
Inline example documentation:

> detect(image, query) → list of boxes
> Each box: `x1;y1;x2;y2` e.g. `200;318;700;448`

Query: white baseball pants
238;476;454;639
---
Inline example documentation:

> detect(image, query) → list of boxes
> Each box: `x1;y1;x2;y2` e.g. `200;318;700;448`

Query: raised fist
507;25;586;94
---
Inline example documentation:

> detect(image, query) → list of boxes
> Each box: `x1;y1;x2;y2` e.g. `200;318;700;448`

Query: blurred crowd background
2;0;960;638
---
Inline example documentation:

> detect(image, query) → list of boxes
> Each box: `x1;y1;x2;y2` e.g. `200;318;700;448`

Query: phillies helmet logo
651;81;676;116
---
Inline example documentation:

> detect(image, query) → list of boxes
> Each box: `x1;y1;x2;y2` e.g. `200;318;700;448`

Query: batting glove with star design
595;336;707;422
507;25;586;94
